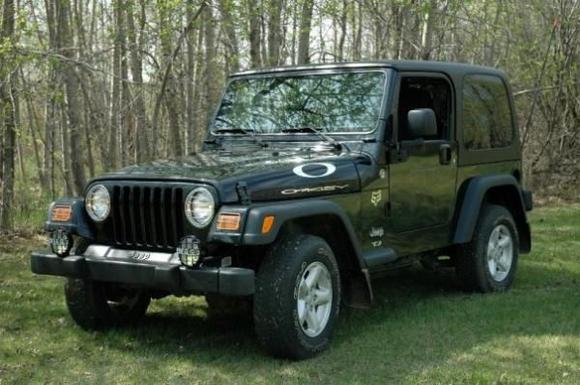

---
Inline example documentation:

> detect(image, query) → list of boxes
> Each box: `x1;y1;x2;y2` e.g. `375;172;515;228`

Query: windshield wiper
211;127;268;148
281;127;343;151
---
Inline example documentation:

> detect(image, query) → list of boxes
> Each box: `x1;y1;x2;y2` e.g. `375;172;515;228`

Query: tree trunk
297;0;314;64
150;2;205;154
0;0;17;230
157;1;183;157
337;0;347;61
247;0;262;68
21;71;45;186
392;3;404;60
203;4;219;128
126;0;150;162
399;6;412;59
72;0;96;178
218;0;240;73
267;0;282;66
353;1;362;60
58;106;73;195
290;0;298;64
119;0;132;166
192;16;205;150
44;0;59;196
108;0;122;169
420;0;437;60
186;0;197;154
56;0;87;194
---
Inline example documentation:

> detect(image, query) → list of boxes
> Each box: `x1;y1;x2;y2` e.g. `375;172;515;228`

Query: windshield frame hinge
236;181;252;205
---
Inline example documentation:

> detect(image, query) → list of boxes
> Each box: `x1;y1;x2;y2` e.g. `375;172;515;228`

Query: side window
463;75;514;150
397;77;452;141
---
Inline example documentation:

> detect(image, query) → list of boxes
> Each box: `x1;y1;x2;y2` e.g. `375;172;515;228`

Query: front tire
253;234;341;359
65;279;150;330
456;204;519;292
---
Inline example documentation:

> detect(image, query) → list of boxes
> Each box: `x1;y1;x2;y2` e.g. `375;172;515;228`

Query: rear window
463;74;514;150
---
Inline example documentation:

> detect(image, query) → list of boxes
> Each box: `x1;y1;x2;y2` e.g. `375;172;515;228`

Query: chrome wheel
296;262;333;337
486;224;514;282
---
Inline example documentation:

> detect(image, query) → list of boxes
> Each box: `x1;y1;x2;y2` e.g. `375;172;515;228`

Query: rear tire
65;279;150;330
456;204;519;292
253;234;341;360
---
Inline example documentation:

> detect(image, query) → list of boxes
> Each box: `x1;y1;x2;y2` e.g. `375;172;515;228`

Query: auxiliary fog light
177;235;202;267
50;229;73;257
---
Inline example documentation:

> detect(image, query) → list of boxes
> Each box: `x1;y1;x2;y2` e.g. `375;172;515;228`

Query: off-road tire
456;204;519;292
253;234;341;360
65;279;150;330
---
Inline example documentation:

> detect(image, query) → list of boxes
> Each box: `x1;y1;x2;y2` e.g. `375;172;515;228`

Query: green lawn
1;205;579;385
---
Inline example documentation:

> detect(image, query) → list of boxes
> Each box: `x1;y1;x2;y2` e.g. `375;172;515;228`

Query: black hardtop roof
231;60;507;79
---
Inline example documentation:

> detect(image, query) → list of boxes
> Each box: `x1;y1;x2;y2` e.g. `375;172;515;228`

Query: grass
0;205;579;385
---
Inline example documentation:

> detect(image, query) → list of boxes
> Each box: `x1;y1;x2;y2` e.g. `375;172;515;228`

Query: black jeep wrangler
31;61;533;359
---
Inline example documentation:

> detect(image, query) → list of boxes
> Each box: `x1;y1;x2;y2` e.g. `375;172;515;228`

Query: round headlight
85;184;110;222
185;187;215;228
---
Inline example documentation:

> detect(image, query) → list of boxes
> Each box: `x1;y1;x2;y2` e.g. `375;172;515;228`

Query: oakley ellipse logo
293;162;336;178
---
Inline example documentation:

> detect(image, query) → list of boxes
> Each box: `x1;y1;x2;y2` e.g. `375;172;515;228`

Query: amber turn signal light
51;205;72;222
261;215;275;234
216;213;241;231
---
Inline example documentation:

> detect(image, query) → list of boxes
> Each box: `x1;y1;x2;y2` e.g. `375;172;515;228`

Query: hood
94;147;367;203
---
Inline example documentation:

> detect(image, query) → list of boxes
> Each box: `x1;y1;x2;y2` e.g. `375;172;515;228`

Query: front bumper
30;251;255;296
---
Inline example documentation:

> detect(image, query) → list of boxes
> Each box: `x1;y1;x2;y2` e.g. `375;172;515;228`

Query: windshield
212;71;386;135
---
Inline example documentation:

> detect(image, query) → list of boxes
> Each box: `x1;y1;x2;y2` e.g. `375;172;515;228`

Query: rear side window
463;74;514;150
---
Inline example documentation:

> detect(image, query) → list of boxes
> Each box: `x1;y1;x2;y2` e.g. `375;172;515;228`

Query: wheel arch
243;201;363;262
452;174;531;253
284;214;363;276
242;200;373;307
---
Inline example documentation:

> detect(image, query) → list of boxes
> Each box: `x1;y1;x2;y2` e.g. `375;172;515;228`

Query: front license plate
108;249;174;264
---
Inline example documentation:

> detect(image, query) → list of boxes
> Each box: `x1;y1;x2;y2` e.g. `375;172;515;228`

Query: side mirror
407;108;437;139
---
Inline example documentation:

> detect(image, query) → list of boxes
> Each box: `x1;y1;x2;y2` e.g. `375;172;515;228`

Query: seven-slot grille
106;184;186;250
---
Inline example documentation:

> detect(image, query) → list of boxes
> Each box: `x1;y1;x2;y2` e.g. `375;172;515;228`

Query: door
388;74;457;252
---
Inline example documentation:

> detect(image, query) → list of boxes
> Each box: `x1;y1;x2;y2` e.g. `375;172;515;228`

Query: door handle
439;144;452;165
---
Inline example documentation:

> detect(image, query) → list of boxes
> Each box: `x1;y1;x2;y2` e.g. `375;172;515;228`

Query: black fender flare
242;200;366;268
453;174;531;253
44;198;94;240
239;200;374;306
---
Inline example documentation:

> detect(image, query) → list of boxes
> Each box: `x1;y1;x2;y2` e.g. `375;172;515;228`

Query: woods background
0;0;579;231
